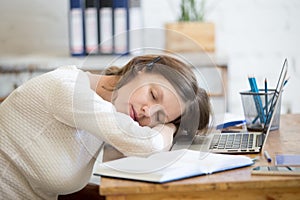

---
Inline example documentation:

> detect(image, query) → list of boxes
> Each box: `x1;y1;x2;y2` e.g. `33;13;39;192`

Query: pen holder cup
240;89;281;131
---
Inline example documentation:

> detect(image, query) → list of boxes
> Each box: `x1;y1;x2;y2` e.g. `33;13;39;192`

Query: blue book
216;120;246;130
275;154;300;166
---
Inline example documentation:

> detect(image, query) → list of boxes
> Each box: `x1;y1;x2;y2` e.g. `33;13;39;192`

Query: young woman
0;54;211;199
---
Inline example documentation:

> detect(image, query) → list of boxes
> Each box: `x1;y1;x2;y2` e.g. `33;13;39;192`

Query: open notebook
94;149;253;183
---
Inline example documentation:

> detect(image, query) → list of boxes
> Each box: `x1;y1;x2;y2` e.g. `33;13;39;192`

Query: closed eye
151;90;157;100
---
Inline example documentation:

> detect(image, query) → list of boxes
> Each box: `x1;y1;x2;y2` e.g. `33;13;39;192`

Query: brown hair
104;54;211;139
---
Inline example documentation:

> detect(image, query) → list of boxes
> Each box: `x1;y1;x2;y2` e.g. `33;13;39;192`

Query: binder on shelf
95;0;100;53
85;0;99;54
128;0;143;54
69;0;86;56
113;0;129;55
99;0;114;54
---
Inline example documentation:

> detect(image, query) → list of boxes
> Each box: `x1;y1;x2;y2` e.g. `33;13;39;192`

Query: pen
264;150;272;162
265;78;268;115
248;76;266;123
283;77;290;87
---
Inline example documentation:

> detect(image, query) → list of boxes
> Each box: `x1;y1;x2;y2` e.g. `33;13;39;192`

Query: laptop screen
261;58;288;147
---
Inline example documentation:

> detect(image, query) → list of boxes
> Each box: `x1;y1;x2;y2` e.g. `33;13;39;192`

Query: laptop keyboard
210;133;254;150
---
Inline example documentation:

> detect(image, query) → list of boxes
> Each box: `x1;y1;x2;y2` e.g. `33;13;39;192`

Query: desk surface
100;114;300;200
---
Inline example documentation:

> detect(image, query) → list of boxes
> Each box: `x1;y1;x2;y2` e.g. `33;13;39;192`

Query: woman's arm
48;69;175;156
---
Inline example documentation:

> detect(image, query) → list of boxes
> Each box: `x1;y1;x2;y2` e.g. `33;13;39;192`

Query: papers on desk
94;149;254;183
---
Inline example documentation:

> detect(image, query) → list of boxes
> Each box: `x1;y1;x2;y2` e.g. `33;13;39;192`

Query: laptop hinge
257;134;265;147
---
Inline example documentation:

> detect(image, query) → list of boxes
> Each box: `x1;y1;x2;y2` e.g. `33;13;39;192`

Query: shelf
0;53;227;73
0;53;228;113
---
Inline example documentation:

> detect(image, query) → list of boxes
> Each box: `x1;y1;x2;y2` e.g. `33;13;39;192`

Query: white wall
141;0;300;114
0;0;69;55
0;0;299;114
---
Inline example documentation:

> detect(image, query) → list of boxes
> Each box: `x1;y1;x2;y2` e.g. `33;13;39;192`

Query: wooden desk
99;114;300;200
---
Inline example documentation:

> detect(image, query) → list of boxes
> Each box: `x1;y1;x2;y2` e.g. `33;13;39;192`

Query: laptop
172;58;288;154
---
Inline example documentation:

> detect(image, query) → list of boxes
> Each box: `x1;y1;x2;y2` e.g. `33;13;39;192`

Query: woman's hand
153;123;176;151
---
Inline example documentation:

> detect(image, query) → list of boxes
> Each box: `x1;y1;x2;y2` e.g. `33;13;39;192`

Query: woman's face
113;72;185;127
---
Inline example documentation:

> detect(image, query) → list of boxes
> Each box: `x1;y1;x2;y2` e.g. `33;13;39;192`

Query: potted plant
165;0;215;52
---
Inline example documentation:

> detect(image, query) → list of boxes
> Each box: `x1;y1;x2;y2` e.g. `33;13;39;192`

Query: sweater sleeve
48;68;173;157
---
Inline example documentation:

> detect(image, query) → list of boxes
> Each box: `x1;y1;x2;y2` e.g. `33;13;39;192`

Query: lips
130;105;137;121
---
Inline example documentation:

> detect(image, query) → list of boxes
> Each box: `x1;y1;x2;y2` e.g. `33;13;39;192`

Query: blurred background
0;0;299;116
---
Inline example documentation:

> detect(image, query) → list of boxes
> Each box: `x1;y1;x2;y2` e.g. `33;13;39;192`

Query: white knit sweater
0;66;171;200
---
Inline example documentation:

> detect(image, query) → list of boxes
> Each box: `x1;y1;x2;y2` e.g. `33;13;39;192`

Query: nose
139;104;166;127
142;104;158;117
141;104;163;119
